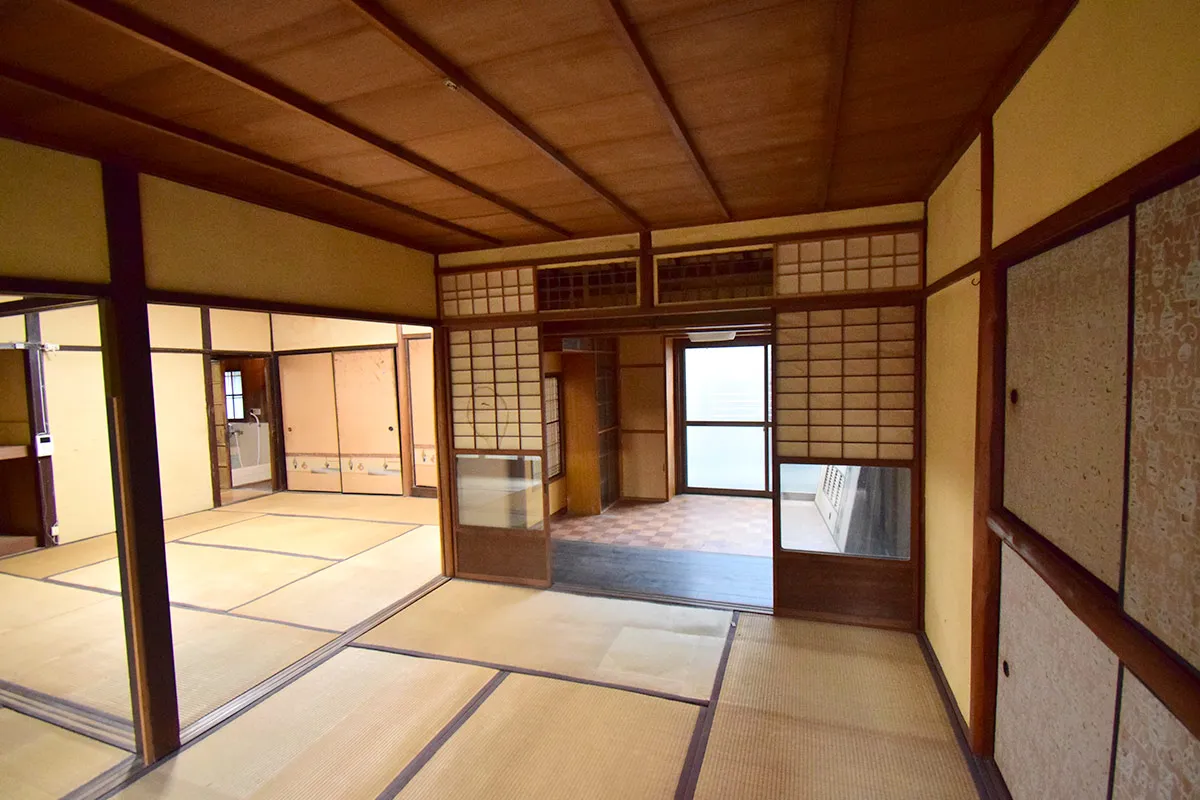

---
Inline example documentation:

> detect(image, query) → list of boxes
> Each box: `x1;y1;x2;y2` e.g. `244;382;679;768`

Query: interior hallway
0;492;443;768
3;578;979;799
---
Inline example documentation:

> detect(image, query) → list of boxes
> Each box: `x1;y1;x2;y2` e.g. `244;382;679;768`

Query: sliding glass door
680;341;771;495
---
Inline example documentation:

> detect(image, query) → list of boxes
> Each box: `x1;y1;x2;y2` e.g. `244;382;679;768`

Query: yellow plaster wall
438;233;640;268
993;0;1200;246
651;203;924;248
151;352;214;519
0;138;109;284
40;304;101;347
148;304;202;351
270;314;398;352
927;138;982;283
209;309;272;353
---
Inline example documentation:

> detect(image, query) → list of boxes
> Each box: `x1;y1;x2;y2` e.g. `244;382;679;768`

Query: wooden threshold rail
987;507;1200;740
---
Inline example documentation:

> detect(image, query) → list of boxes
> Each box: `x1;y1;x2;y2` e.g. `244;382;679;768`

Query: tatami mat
55;542;330;611
358;580;731;701
115;649;496;799
0;708;128;799
0;510;262;580
694;614;976;799
395;672;697;800
0;575;333;726
235;525;443;631
182;514;415;560
220;491;440;525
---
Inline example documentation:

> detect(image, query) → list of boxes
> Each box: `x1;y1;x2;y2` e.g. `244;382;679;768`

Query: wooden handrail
987;508;1200;739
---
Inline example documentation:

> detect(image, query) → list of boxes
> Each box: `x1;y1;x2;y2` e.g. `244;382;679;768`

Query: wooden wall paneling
994;544;1119;800
432;326;455;575
198;309;221;508
663;337;676;500
774;550;915;630
278;352;342;492
98;163;179;763
619;431;668;501
395;332;415;495
332;348;403;495
563;350;601;515
969;120;1002;758
1004;219;1129;589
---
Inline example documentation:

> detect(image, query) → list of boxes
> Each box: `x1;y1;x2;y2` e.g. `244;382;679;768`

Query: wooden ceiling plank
51;0;570;237
338;0;649;230
923;0;1077;197
596;0;730;220
816;0;854;211
0;60;501;246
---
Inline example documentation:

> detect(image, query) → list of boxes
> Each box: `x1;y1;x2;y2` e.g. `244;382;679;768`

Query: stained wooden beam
924;0;1077;197
53;0;571;239
597;0;730;221
816;0;855;210
99;164;181;764
0;63;500;248
341;0;649;230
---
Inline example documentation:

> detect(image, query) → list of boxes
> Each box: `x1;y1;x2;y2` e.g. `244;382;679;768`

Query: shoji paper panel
995;546;1119;800
1125;175;1200;668
449;326;542;451
1004;219;1128;588
1111;672;1200;799
441;268;535;318
776;230;921;296
776;306;917;460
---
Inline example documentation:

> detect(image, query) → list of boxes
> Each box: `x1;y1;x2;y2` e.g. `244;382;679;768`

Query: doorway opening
212;355;275;506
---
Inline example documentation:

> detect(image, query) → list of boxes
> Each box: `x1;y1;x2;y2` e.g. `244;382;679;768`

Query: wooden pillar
969;121;1003;756
638;230;653;310
22;312;57;547
99;164;181;763
432;325;456;575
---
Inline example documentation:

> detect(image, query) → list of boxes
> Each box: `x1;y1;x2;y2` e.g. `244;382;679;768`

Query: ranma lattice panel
775;306;917;461
537;260;638;311
449;326;543;452
776;231;922;296
441;268;536;317
656;248;773;304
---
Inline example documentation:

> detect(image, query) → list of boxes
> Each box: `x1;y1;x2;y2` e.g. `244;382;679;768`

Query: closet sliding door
333;349;403;495
278;352;342;492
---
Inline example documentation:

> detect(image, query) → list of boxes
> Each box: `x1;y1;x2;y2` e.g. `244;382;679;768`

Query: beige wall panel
438;233;639;269
209;309;272;353
400;324;432;335
923;277;980;723
995;545;1119;800
279;352;340;463
140;176;436;318
44;350;115;542
1004;220;1128;588
652;203;924;248
621;431;668;500
1111;673;1200;799
407;337;437;487
40;304;101;347
148;304;202;351
151;353;213;518
271;314;398;352
548;477;566;515
1125;175;1200;667
619;334;665;366
993;0;1200;246
619;366;667;432
926;137;982;283
0;351;29;445
0;139;108;283
0;297;24;343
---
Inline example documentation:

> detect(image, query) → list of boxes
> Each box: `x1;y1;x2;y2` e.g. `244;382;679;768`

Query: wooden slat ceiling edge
596;0;731;221
53;0;572;238
923;0;1079;198
816;0;855;210
343;0;651;230
0;62;501;247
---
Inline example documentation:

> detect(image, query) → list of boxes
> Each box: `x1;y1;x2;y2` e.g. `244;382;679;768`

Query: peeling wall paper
1125;174;1200;668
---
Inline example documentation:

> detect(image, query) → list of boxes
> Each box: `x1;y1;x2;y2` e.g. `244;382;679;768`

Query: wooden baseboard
917;633;1012;800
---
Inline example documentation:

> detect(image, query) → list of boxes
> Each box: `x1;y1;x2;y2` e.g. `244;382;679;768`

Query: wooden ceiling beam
597;0;731;221
924;0;1078;197
52;0;570;239
0;62;502;247
816;0;855;211
341;0;649;230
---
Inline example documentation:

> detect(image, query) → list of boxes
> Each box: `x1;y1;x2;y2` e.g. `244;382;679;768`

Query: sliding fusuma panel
448;325;549;586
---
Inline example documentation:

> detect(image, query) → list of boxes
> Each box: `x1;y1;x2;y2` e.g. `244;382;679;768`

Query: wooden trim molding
988;508;1200;740
56;0;569;239
924;257;982;298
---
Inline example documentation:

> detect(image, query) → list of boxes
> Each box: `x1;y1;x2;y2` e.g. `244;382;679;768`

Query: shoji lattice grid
537;261;638;311
776;306;917;460
775;231;922;296
441;268;536;317
450;326;542;451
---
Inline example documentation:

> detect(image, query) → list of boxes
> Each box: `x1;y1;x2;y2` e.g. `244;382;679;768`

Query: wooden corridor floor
0;571;980;799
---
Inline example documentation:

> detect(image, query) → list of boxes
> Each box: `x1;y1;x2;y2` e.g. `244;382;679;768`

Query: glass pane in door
684;346;766;421
685;426;766;491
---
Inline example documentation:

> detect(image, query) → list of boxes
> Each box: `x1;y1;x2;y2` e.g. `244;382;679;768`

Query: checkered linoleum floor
549;494;772;557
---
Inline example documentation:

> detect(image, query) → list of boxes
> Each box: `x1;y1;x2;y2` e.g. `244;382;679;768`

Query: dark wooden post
99;164;181;763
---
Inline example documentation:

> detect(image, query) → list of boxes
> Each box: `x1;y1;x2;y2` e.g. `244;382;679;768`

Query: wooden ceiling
0;0;1059;253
